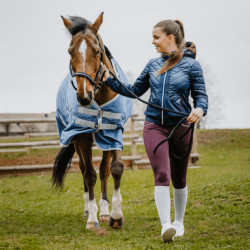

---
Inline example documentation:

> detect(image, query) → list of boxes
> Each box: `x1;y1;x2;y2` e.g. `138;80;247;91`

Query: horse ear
61;16;72;31
90;12;104;34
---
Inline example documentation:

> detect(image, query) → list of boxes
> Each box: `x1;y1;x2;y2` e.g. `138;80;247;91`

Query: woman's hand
187;108;204;125
102;63;110;81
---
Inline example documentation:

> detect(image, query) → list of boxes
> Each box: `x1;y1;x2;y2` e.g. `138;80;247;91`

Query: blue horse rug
56;58;133;151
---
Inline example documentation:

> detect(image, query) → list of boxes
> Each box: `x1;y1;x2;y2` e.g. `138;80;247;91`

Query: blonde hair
154;19;185;75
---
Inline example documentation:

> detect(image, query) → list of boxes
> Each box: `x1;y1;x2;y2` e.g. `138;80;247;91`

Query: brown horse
52;13;125;230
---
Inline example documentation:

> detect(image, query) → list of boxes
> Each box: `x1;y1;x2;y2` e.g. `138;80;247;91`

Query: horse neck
94;53;117;106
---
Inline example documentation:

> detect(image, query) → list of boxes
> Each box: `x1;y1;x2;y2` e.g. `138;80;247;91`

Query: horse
52;12;132;230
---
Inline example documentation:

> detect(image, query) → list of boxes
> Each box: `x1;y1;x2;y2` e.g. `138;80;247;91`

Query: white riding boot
154;186;176;243
173;186;188;237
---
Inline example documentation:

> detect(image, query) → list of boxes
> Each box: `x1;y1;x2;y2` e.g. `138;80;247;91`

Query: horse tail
52;143;75;188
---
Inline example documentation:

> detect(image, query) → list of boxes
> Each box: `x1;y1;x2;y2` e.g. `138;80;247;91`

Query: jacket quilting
106;46;208;127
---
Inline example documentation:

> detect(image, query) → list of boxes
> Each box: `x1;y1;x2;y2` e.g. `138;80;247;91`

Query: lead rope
108;71;195;160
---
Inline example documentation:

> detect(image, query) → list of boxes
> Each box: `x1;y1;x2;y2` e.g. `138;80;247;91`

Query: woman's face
152;27;172;54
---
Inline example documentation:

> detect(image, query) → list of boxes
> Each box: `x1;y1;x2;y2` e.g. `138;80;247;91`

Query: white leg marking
110;188;123;219
87;199;98;223
79;40;88;98
84;192;89;213
99;196;110;216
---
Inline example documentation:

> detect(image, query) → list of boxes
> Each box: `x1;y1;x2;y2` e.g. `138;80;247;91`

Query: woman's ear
168;34;175;42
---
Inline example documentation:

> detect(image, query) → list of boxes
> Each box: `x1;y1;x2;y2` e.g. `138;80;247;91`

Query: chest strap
78;107;121;120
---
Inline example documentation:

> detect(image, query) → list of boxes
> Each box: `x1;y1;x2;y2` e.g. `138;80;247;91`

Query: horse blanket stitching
56;58;133;151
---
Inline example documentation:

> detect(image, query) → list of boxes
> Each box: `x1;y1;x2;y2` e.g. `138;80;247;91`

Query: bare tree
197;61;223;129
126;71;149;116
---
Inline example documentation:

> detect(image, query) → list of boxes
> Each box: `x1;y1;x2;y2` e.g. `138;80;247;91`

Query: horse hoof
86;222;99;230
99;215;110;223
83;210;88;218
109;217;124;229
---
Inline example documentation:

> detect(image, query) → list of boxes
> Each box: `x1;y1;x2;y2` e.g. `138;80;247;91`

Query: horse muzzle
77;92;93;106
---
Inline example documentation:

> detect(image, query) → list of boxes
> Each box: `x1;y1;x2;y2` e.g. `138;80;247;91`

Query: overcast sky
0;0;250;128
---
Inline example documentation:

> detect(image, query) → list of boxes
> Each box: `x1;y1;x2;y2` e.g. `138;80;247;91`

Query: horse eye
94;50;100;57
68;48;73;56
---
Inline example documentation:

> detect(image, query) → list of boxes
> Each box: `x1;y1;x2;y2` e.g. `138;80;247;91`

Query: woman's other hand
187;108;204;125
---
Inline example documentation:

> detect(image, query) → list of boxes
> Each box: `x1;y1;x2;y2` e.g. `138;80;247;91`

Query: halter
69;36;106;95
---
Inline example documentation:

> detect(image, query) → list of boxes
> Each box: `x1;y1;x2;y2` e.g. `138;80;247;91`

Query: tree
197;61;223;129
125;71;149;116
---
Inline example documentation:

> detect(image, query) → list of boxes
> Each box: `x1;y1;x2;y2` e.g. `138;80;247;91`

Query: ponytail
154;19;185;75
174;19;185;45
157;50;184;75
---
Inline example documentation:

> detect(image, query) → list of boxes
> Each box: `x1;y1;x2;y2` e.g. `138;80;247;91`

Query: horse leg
83;176;89;218
109;150;124;229
76;150;89;218
99;151;111;222
75;135;99;230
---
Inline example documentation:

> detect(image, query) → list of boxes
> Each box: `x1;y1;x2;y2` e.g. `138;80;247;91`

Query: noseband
69;36;106;95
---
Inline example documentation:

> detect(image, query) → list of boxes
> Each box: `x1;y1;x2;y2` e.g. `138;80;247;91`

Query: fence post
4;124;10;136
190;127;198;165
130;114;138;170
192;127;197;154
24;133;31;157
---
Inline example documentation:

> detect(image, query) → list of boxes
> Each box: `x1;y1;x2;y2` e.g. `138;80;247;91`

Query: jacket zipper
180;96;183;111
161;72;168;125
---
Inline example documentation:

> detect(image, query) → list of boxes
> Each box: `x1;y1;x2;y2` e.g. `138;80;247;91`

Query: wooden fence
0;114;199;174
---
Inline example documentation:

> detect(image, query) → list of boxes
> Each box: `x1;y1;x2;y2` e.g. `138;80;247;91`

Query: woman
103;19;208;243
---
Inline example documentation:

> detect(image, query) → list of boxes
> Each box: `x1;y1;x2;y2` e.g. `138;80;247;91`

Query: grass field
0;129;250;249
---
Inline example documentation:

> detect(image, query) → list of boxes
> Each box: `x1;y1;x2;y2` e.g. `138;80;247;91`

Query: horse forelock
69;16;91;36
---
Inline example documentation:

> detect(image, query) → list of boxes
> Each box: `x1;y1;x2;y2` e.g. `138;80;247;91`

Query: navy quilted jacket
105;45;208;127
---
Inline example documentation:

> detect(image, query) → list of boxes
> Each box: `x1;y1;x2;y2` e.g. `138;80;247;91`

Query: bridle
69;36;106;95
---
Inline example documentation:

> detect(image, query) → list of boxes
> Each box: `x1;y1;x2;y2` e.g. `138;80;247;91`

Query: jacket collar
161;52;175;60
160;41;197;60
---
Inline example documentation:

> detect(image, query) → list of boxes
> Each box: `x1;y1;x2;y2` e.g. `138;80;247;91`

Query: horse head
62;13;105;106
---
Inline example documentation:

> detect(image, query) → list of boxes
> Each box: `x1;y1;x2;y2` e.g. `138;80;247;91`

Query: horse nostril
77;93;81;101
88;91;92;99
76;93;92;106
76;93;84;103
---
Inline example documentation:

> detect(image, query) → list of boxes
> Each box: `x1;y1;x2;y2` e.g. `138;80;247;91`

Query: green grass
0;136;60;161
0;145;145;160
0;136;59;144
0;129;250;249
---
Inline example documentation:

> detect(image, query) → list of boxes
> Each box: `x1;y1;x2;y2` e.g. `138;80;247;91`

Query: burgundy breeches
143;120;192;188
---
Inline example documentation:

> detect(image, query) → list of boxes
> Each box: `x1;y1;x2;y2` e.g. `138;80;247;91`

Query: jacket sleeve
190;61;208;116
105;62;150;98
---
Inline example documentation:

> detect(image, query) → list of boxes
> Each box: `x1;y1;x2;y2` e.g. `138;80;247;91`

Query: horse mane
68;16;91;36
